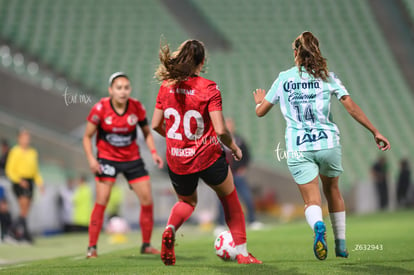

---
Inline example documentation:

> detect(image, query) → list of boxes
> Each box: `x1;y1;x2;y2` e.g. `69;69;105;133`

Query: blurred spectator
58;176;92;232
0;185;12;241
57;177;76;232
216;118;263;232
396;159;411;207
5;128;44;243
106;184;123;220
372;156;389;210
0;139;10;177
72;176;93;232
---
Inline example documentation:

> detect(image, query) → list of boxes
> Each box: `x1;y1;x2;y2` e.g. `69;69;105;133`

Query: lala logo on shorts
105;116;112;125
127;114;138;126
296;130;328;146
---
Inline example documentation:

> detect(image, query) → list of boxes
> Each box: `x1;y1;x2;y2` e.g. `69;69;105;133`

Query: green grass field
0;211;413;274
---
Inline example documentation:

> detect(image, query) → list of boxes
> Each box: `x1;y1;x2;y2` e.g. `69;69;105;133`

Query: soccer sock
235;243;248;257
166;201;195;232
17;216;26;229
0;212;11;239
329;211;346;240
220;189;247;255
88;203;106;247
304;205;323;230
140;204;154;244
16;216;27;237
20;216;32;239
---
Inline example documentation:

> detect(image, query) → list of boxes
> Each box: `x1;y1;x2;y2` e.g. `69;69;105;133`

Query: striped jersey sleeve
328;73;349;100
265;73;283;104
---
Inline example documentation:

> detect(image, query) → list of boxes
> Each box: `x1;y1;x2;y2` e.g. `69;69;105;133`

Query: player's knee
95;195;111;206
187;201;197;208
140;196;153;205
323;182;339;194
180;198;197;207
95;200;108;206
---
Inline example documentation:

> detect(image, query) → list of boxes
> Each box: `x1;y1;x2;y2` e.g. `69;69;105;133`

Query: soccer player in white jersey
253;31;390;260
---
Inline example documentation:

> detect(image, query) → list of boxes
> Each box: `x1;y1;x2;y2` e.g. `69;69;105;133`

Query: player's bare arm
253;89;273;117
340;95;390;151
151;108;166;137
209;110;242;161
140;124;164;168
83;121;102;174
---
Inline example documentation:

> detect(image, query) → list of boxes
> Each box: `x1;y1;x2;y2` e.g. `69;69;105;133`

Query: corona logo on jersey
283;80;321;93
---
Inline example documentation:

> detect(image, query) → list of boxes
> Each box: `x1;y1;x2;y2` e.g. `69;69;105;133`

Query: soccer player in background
372;156;389;210
0;185;11;242
152;39;262;265
396;158;411;207
5;129;44;243
83;72;164;258
215;118;263;232
57;175;92;232
253;31;390;260
0;139;10;176
71;176;93;231
0;138;11;241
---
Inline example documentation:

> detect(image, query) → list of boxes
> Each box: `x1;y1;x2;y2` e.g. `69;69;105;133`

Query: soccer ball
214;231;237;261
105;216;130;234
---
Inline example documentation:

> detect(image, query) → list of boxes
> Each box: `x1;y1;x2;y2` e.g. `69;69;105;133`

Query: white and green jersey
265;66;349;152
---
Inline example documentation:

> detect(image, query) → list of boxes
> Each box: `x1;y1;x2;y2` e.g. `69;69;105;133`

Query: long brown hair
155;39;205;85
293;32;329;82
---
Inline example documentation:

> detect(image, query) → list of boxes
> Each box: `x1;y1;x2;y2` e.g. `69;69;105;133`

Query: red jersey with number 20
155;76;224;174
87;97;147;162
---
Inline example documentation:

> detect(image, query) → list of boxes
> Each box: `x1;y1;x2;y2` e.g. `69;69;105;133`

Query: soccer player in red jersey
83;72;164;258
152;39;262;265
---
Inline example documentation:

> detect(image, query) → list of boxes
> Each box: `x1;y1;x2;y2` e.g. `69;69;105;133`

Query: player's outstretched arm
209;110;242;161
151;108;166;137
141;124;164;168
340;95;391;151
83;121;102;174
253;89;273;117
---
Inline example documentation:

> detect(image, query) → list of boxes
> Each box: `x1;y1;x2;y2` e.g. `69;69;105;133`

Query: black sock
0;212;11;239
141;242;150;253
